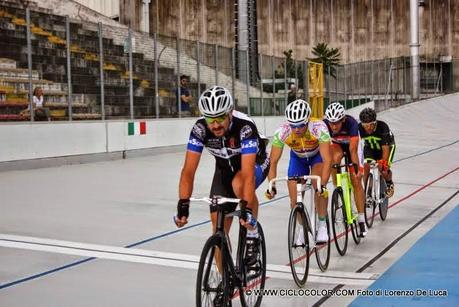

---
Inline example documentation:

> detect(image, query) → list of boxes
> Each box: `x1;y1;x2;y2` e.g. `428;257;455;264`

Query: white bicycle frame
269;175;322;248
367;161;383;206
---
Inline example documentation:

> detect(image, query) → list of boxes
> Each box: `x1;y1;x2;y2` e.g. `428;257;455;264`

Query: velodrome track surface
0;94;458;306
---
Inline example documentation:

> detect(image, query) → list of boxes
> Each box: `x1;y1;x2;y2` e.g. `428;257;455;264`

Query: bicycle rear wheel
239;223;266;307
379;176;389;220
331;188;348;256
314;215;330;272
364;173;376;228
196;235;229;307
287;206;310;287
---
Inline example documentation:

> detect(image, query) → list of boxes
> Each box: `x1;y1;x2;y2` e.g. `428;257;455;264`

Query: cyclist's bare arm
318;142;332;188
179;150;202;200
240;152;257;207
349;136;361;167
267;145;283;182
381;144;390;163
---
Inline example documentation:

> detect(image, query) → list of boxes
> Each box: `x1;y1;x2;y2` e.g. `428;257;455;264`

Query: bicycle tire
239;223;267;307
350;220;361;244
379;176;389;220
287;206;310;287
364;173;376;228
196;235;230;307
314;215;331;272
331;188;348;256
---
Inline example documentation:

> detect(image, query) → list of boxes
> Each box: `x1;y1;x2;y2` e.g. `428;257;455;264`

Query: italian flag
128;121;146;136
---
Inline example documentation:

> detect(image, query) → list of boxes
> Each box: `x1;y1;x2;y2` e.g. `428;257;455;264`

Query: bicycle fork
296;182;315;248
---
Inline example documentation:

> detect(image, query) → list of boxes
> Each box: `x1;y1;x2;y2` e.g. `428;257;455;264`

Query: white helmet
325;102;345;122
198;86;233;117
285;99;311;124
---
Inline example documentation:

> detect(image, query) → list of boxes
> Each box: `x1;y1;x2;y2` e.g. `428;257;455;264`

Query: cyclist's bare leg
331;145;344;188
330;144;343;186
363;162;371;184
311;163;328;218
287;179;299;209
350;171;365;214
231;171;258;218
210;212;234;273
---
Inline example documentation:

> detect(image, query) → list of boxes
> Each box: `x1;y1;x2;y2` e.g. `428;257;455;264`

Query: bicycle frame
269;175;322;246
333;159;358;225
368;161;384;205
191;196;246;288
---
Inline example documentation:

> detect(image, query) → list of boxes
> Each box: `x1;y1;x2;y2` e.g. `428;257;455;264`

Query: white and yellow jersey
272;120;331;158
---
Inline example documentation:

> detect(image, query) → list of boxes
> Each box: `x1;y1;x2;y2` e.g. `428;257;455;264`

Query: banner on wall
128;122;146;136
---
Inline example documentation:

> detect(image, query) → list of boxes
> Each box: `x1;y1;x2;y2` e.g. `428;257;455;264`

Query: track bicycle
268;175;330;287
331;153;362;256
192;196;266;307
364;159;389;228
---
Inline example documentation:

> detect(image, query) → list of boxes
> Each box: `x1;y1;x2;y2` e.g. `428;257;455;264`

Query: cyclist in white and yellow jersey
265;99;332;243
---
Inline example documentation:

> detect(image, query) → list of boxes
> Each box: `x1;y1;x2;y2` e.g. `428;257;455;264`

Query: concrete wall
0;117;282;163
0;101;374;163
74;0;119;18
119;0;459;63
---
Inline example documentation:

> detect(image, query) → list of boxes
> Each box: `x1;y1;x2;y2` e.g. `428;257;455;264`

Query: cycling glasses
204;114;228;124
361;121;376;128
289;122;307;129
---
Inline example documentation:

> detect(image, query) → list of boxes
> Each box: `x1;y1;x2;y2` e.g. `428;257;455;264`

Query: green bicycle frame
335;169;358;225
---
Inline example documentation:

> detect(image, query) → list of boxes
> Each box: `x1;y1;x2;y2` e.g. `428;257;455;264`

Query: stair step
0;68;40;79
0;57;16;69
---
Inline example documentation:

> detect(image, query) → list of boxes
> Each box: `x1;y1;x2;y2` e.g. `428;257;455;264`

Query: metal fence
0;5;457;122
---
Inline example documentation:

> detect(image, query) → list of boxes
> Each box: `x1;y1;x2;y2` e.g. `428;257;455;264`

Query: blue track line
1;139;457;290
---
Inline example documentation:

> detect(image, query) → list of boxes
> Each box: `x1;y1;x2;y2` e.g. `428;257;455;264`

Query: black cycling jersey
187;110;269;174
358;120;395;151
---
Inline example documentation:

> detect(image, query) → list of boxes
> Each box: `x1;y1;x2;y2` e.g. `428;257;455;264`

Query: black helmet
359;108;377;123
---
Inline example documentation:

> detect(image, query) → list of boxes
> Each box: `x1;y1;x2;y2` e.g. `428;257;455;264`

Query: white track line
0;234;376;286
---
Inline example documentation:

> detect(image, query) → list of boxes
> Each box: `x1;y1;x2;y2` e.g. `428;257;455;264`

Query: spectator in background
176;75;192;117
287;83;297;105
22;87;50;121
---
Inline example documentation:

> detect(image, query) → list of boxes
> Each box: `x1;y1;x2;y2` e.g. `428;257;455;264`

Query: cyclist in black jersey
174;86;270;270
358;108;396;198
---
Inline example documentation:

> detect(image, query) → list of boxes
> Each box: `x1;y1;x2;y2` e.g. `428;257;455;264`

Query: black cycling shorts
209;160;269;214
363;143;396;166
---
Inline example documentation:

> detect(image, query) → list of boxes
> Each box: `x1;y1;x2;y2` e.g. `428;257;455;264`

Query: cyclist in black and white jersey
174;86;270;266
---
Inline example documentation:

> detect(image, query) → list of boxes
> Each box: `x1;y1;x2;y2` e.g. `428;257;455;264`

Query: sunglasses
361;121;376;128
204;114;228;124
289;122;307;129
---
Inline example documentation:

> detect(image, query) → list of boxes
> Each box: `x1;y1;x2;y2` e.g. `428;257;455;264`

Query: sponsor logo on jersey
240;125;253;139
192;123;206;140
241;140;258;149
188;138;203;147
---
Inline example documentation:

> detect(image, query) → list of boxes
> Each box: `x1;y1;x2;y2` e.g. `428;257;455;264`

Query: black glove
177;199;190;219
239;199;248;221
265;186;277;199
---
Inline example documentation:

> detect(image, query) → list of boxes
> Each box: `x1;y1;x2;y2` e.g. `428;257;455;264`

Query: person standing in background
176;75;193;117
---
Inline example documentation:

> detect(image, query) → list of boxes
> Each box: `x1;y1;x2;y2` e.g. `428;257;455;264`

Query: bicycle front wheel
314;215;330;272
331;188;348;256
239;223;266;307
379;176;389;220
287;206;310;287
364;173;376;228
196;235;229;307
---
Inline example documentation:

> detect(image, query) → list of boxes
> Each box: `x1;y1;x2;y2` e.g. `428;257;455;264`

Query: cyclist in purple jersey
174;86;269;267
324;102;367;237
